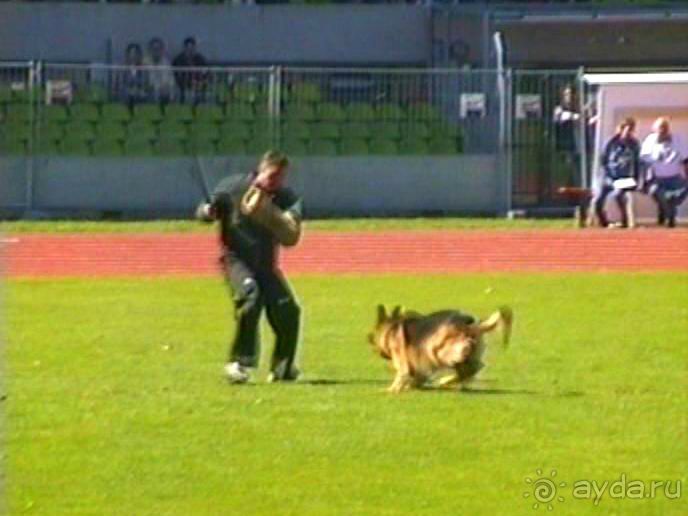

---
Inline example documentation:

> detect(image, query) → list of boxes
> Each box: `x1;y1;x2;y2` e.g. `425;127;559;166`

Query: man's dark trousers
224;258;300;377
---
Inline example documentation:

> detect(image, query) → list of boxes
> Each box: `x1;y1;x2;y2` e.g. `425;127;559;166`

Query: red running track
2;229;687;277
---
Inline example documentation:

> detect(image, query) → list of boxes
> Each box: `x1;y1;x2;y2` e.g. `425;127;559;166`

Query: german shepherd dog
368;305;513;393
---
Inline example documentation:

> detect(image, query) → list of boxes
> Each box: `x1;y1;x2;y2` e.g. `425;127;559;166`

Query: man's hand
195;202;215;223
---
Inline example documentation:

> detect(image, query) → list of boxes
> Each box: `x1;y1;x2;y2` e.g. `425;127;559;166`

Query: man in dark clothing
196;151;303;383
172;36;209;104
593;117;641;228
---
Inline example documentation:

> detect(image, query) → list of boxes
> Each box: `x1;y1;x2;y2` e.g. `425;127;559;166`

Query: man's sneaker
224;362;250;384
267;366;301;383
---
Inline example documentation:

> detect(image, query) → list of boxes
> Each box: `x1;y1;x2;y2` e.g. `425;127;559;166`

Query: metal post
25;60;38;214
577;66;588;189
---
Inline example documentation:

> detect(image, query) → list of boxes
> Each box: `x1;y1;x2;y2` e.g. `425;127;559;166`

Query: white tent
583;72;688;223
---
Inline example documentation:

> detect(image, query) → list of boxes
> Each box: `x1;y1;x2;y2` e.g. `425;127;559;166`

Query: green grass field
0;217;573;234
5;273;687;515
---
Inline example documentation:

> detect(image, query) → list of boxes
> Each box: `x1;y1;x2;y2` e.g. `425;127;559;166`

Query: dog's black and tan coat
368;305;513;393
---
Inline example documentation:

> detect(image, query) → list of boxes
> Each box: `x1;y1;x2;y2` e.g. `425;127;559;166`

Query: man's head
254;150;290;193
183;37;197;58
653;117;671;140
561;85;575;106
617;117;636;140
148;37;165;62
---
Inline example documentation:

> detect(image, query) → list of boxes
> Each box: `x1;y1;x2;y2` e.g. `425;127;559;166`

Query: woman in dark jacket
593;117;641;228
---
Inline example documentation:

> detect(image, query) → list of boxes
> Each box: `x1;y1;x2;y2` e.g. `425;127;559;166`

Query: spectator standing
143;37;175;106
120;43;147;109
172;37;209;104
553;84;582;186
640;117;688;227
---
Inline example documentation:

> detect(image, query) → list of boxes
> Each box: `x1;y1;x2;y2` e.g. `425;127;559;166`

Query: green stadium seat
158;121;188;139
345;103;375;121
102;103;131;122
399;138;429;155
124;138;155;156
253;103;271;119
369;138;398;156
245;136;274;156
428;138;458;155
376;103;406;121
134;104;163;123
0;88;13;104
232;83;267;104
70;104;100;123
164;104;193;123
282;121;311;140
64;121;96;141
369;122;400;140
340;122;371;139
32;138;57;155
219;121;251;140
11;88;33;104
282;137;308;156
288;82;322;104
316;102;346;122
5;120;32;141
190;122;220;142
190;138;218;156
216;137;247;155
194;104;224;123
38;122;65;143
98;121;127;141
60;136;92;156
5;104;31;122
401;123;430;140
91;138;124;156
311;122;339;140
127;121;157;140
40;105;69;124
252;119;273;136
284;103;316;122
429;123;460;140
74;84;108;104
339;138;369;155
308;139;338;156
0;134;28;155
408;102;442;122
225;103;255;122
157;136;188;156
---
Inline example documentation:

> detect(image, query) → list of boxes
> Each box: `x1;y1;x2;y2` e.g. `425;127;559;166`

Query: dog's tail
477;306;513;348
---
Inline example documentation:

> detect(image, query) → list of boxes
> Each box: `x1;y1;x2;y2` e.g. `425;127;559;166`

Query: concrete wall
0;156;502;218
0;3;430;65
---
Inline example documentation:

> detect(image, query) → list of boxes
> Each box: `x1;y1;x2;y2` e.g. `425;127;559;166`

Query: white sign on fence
460;93;486;118
515;94;542;119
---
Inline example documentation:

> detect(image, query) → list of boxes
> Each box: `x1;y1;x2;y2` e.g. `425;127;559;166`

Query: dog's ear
376;304;387;324
391;305;404;319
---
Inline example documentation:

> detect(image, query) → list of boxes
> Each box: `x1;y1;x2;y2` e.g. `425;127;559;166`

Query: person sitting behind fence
143;37;175;105
593;117;641;228
640;117;688;228
172;36;209;104
120;43;147;109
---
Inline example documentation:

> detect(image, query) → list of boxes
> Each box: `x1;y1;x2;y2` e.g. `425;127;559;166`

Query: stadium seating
0;75;465;157
308;139;338;156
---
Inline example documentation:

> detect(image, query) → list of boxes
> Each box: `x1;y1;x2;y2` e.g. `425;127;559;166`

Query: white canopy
584;72;688;85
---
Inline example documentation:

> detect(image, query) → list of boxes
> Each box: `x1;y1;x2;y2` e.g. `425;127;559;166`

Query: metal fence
0;62;588;211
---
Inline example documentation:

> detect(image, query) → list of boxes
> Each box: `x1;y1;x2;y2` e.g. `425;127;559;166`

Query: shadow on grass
298;378;388;386
417;386;584;398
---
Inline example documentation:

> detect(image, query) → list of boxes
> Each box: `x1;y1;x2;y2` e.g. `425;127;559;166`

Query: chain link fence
509;69;588;208
1;62;587;211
